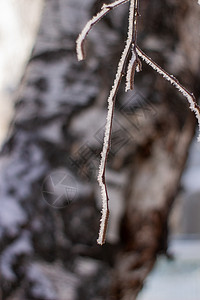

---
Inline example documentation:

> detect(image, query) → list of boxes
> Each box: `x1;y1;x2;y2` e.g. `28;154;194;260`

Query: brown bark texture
0;0;200;299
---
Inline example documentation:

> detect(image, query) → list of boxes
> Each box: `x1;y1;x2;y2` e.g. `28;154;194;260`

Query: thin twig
136;46;200;140
76;0;200;245
97;0;137;245
125;0;140;91
76;0;129;61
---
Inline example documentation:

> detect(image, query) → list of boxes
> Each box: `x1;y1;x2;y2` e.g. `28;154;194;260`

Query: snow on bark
1;231;32;281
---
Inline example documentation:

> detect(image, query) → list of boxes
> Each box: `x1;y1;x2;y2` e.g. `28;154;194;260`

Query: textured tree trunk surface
1;0;200;299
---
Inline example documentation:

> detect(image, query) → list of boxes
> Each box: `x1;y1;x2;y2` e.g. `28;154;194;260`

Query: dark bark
1;0;200;299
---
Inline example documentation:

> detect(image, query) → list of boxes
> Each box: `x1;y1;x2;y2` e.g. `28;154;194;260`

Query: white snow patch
28;264;57;300
0;197;27;237
74;257;99;277
181;138;200;194
1;231;32;280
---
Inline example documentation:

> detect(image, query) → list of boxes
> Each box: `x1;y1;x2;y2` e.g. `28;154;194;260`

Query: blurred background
0;0;43;144
0;0;200;299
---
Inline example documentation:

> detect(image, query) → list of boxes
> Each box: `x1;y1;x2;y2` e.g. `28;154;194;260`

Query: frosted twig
76;0;140;245
125;45;142;91
125;49;137;91
136;46;200;141
97;0;137;245
76;0;200;245
76;0;129;61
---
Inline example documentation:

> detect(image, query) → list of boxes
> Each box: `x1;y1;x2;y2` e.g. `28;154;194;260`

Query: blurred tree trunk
1;0;200;299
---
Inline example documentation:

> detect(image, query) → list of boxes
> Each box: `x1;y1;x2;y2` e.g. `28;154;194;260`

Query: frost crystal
77;0;200;245
136;47;200;141
97;0;135;245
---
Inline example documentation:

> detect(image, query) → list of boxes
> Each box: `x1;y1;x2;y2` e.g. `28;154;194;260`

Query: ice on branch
76;0;200;245
136;47;200;141
125;51;137;91
97;0;136;245
76;0;129;61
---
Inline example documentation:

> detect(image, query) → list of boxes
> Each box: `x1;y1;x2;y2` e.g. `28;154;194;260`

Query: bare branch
77;0;200;245
97;0;136;245
125;0;140;91
76;0;129;61
125;50;137;91
125;46;141;91
136;46;200;140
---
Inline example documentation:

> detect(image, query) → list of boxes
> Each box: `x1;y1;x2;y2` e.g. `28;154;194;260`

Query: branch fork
76;0;200;245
